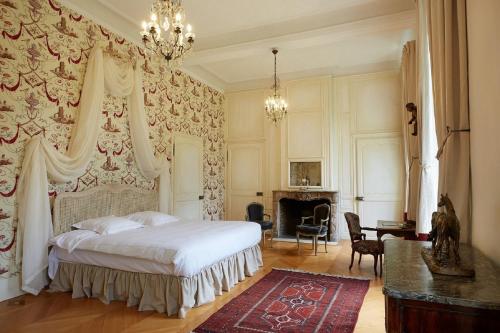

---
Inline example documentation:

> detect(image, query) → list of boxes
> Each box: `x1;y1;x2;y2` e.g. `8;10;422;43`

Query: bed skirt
49;244;263;318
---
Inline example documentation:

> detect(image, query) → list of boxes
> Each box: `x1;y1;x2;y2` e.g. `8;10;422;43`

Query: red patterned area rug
193;268;370;333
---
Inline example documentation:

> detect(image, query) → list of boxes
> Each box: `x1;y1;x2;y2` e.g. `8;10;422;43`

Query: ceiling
61;0;416;91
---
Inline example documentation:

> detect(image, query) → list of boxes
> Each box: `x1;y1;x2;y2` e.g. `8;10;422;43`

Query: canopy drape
17;46;170;295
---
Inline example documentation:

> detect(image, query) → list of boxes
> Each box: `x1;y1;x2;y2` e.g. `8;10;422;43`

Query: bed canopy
16;46;170;295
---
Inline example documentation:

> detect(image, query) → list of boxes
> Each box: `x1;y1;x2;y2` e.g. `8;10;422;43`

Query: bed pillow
72;216;143;235
126;211;180;227
50;229;98;253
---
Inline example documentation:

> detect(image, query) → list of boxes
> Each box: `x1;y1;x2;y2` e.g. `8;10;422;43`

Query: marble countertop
383;240;500;310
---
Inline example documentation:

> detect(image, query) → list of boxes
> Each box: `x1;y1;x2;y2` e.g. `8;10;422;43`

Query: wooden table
376;220;417;242
372;220;416;276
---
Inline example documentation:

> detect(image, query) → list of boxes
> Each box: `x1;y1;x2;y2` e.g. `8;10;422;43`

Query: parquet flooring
0;240;385;333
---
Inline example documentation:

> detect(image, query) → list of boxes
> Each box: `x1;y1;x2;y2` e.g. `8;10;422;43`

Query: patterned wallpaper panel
0;0;226;277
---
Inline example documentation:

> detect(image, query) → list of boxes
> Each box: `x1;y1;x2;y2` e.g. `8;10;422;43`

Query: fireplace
272;190;338;242
279;198;331;238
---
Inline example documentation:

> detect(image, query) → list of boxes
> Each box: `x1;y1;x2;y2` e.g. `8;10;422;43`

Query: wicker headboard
53;184;158;236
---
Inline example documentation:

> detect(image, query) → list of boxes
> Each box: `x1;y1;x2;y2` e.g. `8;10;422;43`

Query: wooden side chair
344;212;384;276
296;203;330;255
245;202;273;247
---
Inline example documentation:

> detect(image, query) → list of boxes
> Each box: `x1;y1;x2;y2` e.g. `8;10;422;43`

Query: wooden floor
0;240;385;333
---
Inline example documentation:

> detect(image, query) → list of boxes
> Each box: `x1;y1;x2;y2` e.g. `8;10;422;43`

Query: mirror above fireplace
289;160;323;188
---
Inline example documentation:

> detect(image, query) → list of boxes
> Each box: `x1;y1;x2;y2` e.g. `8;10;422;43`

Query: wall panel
287;111;323;158
227;90;265;140
334;71;403;239
350;74;401;133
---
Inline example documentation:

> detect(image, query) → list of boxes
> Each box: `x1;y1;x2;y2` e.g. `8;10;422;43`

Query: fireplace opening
278;198;331;239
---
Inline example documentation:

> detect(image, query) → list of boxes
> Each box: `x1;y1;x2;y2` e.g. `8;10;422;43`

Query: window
417;0;439;236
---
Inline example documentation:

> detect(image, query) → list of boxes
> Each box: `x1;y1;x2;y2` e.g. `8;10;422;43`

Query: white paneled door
227;143;264;221
173;134;204;220
355;134;404;239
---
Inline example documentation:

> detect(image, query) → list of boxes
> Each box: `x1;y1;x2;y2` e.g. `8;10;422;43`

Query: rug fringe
272;267;373;281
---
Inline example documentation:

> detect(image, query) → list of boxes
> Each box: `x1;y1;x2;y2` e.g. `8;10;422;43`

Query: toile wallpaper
0;0;226;278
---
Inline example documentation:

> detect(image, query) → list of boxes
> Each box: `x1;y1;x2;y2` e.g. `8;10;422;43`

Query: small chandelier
265;49;288;125
140;0;195;67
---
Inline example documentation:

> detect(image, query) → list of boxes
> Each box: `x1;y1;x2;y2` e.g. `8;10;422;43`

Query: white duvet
50;220;261;277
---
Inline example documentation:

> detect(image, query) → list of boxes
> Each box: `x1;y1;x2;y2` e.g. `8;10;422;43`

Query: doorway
173;134;204;220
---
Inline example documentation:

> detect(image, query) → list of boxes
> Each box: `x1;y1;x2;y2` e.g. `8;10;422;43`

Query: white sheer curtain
416;0;439;237
17;46;170;295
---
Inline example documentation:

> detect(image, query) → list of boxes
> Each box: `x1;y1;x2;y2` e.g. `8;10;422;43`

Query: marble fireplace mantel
272;190;338;242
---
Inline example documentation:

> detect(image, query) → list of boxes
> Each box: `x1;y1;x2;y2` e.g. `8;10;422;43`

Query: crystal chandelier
265;49;288;125
140;0;195;67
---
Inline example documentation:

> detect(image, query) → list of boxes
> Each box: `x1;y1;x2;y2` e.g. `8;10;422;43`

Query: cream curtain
400;40;419;222
427;0;471;241
17;46;170;295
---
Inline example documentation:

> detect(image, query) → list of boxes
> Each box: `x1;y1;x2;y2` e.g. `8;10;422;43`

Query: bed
48;185;263;318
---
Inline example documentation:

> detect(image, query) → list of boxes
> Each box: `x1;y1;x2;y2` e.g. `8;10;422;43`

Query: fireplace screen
289;161;322;187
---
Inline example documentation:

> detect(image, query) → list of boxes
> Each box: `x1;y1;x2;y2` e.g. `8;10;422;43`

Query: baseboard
274;238;339;246
0;275;23;302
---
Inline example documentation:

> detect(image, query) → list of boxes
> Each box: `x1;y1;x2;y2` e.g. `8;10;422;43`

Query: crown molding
194;1;414;51
58;1;415;93
223;60;401;92
179;65;227;92
59;0;224;92
96;0;147;28
59;0;142;45
184;10;416;66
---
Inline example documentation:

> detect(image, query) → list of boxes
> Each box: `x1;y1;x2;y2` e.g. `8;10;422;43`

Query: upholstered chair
245;202;273;247
344;212;384;276
296;203;330;255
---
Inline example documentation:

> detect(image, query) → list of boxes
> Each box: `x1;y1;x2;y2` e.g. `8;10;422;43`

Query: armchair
344;212;384;276
296;203;330;255
245;202;273;247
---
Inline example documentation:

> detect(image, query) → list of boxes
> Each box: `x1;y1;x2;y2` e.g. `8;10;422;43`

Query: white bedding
49;247;174;278
50;220;261;277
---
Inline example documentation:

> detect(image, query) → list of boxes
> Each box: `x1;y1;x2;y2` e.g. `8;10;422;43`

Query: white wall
225;77;333;224
333;71;404;239
225;71;403;240
281;77;332;190
225;88;281;219
467;0;500;265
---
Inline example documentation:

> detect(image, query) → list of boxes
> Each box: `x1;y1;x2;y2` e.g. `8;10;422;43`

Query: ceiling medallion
265;48;288;125
140;0;195;67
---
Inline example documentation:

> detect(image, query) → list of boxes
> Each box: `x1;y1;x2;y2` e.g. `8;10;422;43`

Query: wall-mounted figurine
406;102;418;136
